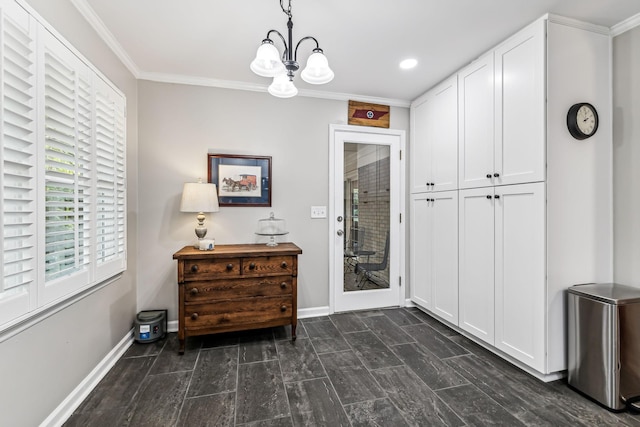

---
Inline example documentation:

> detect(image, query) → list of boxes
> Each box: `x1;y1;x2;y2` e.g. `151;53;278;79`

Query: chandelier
250;0;334;98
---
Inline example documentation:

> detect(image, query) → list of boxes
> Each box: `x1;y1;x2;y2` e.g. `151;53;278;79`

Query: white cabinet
458;20;545;190
410;75;458;193
458;53;494;189
410;191;458;324
494;183;545;372
410;15;612;379
459;182;545;370
458;187;495;342
494;20;545;186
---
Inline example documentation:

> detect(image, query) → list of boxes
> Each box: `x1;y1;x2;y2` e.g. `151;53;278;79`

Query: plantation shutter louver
0;1;36;325
40;29;91;303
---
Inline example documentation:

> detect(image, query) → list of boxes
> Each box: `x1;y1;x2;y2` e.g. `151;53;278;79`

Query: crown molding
611;12;640;37
70;0;141;78
139;71;411;108
547;13;610;35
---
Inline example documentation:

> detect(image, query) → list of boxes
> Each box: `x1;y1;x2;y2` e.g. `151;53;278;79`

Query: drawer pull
226;263;233;271
189;288;199;296
281;261;288;269
191;313;199;321
191;264;199;273
280;282;287;289
249;262;256;270
280;305;287;312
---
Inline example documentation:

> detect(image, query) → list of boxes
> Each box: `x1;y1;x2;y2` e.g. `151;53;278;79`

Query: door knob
337;229;344;236
337;216;343;222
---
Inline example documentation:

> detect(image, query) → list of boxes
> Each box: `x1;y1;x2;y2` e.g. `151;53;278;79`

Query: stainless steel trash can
567;283;640;411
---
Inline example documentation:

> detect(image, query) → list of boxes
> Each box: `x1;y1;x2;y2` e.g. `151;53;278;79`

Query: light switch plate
310;206;327;218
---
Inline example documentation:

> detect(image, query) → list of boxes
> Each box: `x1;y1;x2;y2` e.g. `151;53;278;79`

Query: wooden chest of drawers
173;243;302;353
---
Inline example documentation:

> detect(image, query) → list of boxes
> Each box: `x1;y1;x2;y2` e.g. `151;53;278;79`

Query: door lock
337;229;344;236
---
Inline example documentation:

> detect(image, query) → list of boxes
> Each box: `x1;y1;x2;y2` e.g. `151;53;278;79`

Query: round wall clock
567;102;598;140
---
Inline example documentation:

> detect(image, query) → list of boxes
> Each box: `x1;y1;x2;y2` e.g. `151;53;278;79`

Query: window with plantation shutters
0;1;36;326
0;0;126;331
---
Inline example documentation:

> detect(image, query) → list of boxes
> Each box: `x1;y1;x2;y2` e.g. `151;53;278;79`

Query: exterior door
330;125;405;313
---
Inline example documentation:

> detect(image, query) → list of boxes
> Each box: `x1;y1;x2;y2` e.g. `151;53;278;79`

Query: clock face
576;105;597;136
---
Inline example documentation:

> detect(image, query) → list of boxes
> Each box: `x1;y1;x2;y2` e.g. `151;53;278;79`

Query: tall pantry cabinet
410;15;612;380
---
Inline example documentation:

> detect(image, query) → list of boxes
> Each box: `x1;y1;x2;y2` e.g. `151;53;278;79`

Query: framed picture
208;154;272;207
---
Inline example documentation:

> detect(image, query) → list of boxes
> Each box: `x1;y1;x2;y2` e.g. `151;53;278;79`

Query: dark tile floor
64;307;640;426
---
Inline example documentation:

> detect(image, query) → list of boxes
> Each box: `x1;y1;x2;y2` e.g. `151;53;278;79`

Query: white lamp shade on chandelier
250;42;285;77
250;0;334;98
268;72;299;98
300;51;334;84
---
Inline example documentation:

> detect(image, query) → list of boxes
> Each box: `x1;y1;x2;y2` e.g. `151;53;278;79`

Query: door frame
328;124;406;314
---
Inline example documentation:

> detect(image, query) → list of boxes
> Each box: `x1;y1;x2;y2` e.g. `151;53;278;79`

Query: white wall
137;81;409;318
613;25;640;285
0;1;138;426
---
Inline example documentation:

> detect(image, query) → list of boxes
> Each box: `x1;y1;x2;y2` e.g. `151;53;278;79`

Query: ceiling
75;0;640;105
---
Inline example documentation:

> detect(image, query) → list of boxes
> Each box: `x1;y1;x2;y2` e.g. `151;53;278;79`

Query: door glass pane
343;143;390;292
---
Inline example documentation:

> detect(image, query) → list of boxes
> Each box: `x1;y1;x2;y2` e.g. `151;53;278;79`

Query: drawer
185;277;293;302
184;258;241;280
243;255;293;276
185;297;293;329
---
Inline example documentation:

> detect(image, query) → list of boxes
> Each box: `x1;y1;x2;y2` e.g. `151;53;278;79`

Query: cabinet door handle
190;288;199;296
494;173;500;178
495;194;500;199
226;263;233;270
191;313;199;321
190;264;199;273
486;195;492;199
281;261;288;269
486;173;492;179
249;262;256;270
430;182;435;186
280;305;287;312
280;282;287;289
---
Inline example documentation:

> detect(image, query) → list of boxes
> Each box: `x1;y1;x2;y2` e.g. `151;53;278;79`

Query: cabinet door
459;187;495;343
410;97;431;193
459;54;495;189
494;20;545;186
431;76;458;192
431;191;458;324
410;193;432;309
494;182;545;371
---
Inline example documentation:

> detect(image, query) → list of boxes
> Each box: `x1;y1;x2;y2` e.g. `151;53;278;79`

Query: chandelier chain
280;0;292;19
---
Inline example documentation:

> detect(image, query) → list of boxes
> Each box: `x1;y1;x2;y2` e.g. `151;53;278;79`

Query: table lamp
180;178;219;248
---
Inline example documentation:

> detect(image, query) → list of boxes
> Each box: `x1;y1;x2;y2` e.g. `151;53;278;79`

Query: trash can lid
568;283;640;305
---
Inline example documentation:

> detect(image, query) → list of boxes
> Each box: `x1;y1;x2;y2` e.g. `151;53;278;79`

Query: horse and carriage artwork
222;174;257;192
208;154;272;207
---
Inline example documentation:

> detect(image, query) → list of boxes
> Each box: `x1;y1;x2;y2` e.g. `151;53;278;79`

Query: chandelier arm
293;36;320;62
266;29;289;61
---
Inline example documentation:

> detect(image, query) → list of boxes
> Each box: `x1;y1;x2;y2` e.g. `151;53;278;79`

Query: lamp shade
301;51;334;85
268;73;298;98
250;41;285;77
180;182;220;213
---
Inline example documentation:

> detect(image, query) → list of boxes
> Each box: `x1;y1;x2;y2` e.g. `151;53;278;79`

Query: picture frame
208;154;272;207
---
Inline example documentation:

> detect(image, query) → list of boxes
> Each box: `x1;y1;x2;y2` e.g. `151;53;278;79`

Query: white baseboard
298;306;330;319
167;320;179;333
40;329;134;427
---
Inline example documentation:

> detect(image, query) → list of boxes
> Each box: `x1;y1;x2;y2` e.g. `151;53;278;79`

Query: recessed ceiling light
399;58;418;70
